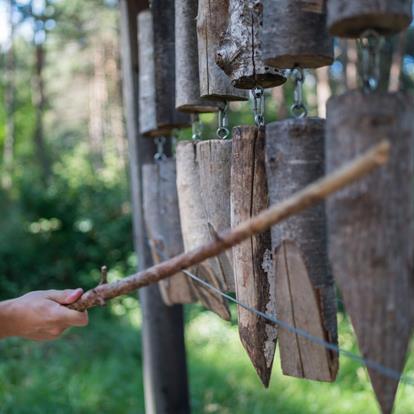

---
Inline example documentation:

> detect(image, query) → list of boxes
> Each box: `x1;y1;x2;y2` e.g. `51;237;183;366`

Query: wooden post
265;118;338;382
327;0;413;38
120;1;191;413
326;91;414;414
138;7;190;137
175;0;219;113
197;0;248;100
216;0;286;89
198;139;235;291
176;140;231;320
142;160;197;305
231;126;277;387
262;0;333;69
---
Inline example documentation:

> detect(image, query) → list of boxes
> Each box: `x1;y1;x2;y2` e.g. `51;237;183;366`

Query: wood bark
266;118;338;382
327;0;413;38
176;140;231;319
198;139;235;291
326;91;414;414
68;139;389;312
121;3;190;413
262;0;333;69
231;126;277;387
216;0;286;89
175;0;219;113
143;160;197;305
197;0;248;100
138;8;190;137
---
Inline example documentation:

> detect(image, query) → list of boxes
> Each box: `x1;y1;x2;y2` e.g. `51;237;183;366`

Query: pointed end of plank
368;369;399;414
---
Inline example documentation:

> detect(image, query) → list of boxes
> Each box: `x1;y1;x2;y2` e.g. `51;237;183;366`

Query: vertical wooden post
120;1;191;413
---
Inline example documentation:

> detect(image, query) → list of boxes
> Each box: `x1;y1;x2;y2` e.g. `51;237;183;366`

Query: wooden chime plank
138;8;189;137
176;140;231;320
327;0;413;38
326;91;414;414
197;0;248;101
266;118;338;382
216;0;286;89
262;0;333;69
175;0;219;113
231;126;277;387
198;139;235;292
142;160;197;305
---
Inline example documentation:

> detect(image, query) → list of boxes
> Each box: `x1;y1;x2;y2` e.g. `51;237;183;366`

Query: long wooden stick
69;140;390;311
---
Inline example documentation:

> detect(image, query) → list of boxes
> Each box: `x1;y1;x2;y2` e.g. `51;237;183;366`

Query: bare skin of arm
0;289;88;341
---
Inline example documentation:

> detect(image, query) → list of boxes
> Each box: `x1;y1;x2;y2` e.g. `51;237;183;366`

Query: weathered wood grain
327;0;412;38
197;0;248;100
216;0;286;89
175;0;219;113
231;126;277;387
138;8;189;137
266;118;338;382
326;91;414;414
198;139;235;292
143;160;197;305
176;140;231;320
262;0;333;69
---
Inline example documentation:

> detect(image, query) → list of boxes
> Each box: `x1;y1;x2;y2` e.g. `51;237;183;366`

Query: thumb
47;288;84;305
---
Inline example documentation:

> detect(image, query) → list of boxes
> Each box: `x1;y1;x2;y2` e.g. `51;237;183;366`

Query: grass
0;297;413;414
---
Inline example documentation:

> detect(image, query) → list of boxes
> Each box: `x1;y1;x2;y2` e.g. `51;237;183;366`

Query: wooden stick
69;140;390;311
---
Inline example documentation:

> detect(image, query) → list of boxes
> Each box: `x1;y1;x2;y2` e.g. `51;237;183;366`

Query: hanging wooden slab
327;0;413;38
175;0;219;113
266;118;338;382
262;0;333;69
176;140;231;320
197;139;235;292
216;0;286;89
231;126;277;387
142;160;197;305
326;91;414;414
197;0;248;101
138;8;190;137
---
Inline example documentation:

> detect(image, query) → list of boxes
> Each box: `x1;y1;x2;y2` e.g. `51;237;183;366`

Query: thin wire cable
182;269;414;387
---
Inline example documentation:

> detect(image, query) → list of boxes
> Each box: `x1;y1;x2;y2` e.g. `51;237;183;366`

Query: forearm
0;299;18;339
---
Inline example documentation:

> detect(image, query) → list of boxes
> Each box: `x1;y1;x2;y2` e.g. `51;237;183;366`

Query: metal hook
216;102;230;140
290;66;308;119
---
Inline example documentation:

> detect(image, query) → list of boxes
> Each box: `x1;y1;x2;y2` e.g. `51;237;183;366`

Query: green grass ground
0;297;413;414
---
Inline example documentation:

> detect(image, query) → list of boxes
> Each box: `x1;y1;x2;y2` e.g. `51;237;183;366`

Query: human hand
0;289;88;341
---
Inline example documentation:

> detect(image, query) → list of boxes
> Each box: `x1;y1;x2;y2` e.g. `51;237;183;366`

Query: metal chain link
216;102;230;140
357;29;384;93
251;86;265;127
191;114;203;141
154;137;167;161
290;66;308;119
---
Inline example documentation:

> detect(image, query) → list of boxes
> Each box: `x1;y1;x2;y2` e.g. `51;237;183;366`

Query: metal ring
216;127;230;140
290;103;308;119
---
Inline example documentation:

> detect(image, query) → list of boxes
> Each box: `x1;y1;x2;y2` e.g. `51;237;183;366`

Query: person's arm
0;289;88;341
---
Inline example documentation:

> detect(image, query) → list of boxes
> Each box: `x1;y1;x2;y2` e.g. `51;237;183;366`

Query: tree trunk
216;0;286;89
262;0;333;69
326;91;414;414
176;140;231;320
231;126;277;387
266;118;338;382
327;0;412;38
197;0;248;101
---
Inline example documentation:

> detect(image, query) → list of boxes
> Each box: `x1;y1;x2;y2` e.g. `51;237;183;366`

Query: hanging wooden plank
138;8;190;137
198;139;234;291
262;0;333;69
231;126;277;387
326;91;414;414
142;160;197;305
197;0;248;100
327;0;413;38
175;0;219;113
176;140;231;320
216;0;286;89
266;118;338;382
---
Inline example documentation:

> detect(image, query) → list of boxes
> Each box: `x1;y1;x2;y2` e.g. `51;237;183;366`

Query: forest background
0;0;413;413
